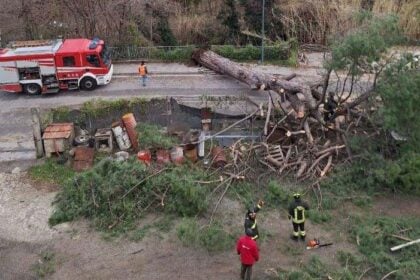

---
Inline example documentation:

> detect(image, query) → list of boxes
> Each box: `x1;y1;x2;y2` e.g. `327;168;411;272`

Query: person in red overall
236;228;260;280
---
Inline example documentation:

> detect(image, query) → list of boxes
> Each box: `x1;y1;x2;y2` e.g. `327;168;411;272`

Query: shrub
378;62;420;152
49;159;215;233
149;46;194;62
137;123;177;149
211;42;291;62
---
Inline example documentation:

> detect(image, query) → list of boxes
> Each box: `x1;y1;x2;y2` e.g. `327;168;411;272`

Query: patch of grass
228;181;255;205
349;216;420;279
32;250;56;279
177;218;235;252
153;215;174;233
264;180;290;209
308;209;332;224
137;123;177;149
28;159;75;186
278;255;361;280
281;243;303;257
130;225;152;241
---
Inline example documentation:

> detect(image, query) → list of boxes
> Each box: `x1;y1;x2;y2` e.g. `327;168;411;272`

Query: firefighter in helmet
244;200;264;240
323;91;338;122
288;193;309;241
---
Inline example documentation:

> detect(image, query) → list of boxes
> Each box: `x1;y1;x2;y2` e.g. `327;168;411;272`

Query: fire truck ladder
8;40;54;48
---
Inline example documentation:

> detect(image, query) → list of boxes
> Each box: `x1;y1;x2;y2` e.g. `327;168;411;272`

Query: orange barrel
211;146;227;168
183;144;198;163
156;149;171;164
122;113;138;151
170;146;184;165
137;150;151;165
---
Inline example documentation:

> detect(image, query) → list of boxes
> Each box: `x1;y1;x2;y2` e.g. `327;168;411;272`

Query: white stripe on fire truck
57;67;99;69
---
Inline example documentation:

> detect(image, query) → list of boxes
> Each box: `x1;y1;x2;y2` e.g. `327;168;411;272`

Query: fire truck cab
0;37;113;95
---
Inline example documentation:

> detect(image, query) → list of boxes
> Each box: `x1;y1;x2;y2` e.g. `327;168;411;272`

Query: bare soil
0;172;368;280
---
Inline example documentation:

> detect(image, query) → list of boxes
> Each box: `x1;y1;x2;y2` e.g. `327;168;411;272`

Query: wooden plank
390;238;420;252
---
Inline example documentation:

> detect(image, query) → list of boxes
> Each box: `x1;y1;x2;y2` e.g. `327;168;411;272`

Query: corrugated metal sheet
43;123;74;139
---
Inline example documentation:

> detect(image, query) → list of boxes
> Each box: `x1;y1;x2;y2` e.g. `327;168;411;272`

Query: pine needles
49;158;217;233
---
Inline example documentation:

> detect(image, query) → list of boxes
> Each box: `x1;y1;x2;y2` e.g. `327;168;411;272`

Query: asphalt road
0;68;273;164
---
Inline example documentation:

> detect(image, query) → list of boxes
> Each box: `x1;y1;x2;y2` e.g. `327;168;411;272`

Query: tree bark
192;49;318;116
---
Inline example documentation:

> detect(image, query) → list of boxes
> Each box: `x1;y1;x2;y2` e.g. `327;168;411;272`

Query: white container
198;131;206;158
112;125;131;150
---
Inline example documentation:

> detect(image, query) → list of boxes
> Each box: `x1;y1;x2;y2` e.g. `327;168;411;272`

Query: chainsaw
306;238;333;250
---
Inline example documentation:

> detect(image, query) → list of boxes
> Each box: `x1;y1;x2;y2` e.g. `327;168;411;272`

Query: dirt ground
0;171;340;279
4;170;419;280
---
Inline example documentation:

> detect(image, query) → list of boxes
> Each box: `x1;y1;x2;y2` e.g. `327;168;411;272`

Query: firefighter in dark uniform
244;200;264;240
324;91;338;122
288;193;309;241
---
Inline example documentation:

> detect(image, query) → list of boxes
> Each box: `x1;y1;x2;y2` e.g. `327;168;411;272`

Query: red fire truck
0;37;113;95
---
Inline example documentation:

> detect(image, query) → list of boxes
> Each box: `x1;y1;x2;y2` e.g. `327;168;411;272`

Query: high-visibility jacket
236;235;259;265
288;199;309;224
138;65;147;76
244;204;262;240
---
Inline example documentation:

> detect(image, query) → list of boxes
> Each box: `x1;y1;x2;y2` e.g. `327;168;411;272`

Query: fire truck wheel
80;77;97;91
24;84;42;95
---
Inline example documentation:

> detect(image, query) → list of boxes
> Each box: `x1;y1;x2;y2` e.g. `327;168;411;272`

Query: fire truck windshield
100;45;111;68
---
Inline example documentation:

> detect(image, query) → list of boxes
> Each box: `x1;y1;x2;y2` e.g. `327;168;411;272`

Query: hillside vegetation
0;0;418;46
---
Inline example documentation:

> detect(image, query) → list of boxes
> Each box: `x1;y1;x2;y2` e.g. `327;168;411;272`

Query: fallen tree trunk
192;49;318;113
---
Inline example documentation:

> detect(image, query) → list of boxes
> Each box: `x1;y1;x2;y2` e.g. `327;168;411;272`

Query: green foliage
264;180;289;208
378;61;420;152
328;13;404;74
229;181;255;205
177;218;234;252
349;216;420;279
79;98;145;119
211;42;291;63
49;159;215;233
137;123;177;149
309;210;332;224
219;0;240;43
156;17;178;46
29;159;75;186
150;46;194;62
32;250;56;279
153;215;174;233
278;254;366;280
47;106;71;123
130;225;152;241
322;133;420;196
323;56;420;197
177;218;200;246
